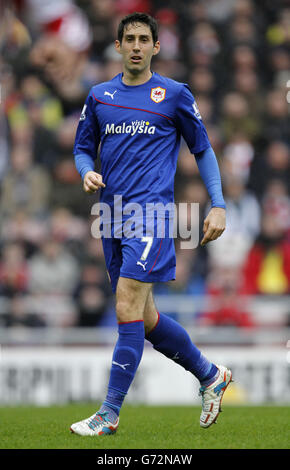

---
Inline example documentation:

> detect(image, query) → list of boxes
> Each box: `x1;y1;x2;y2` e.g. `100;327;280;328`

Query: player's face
115;22;160;76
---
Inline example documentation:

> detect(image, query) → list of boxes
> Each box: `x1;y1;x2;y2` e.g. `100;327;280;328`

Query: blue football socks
101;313;218;421
145;312;218;385
101;320;145;417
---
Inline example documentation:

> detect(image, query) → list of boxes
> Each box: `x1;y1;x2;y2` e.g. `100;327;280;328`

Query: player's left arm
174;84;226;246
194;146;226;246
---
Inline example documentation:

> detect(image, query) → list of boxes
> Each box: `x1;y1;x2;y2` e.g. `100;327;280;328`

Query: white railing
0;295;289;346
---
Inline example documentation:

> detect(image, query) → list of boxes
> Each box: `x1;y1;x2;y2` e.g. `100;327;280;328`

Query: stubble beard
126;63;146;76
125;55;152;77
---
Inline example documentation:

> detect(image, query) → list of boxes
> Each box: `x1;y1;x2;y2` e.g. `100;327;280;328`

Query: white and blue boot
199;364;233;428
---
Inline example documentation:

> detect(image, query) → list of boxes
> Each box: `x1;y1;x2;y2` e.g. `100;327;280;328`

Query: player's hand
200;207;226;246
83;171;106;194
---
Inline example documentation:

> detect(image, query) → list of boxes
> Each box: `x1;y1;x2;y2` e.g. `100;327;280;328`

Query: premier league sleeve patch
79;103;87;121
150;87;166;103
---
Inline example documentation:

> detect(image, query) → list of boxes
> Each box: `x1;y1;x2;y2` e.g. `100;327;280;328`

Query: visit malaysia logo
105;120;156;136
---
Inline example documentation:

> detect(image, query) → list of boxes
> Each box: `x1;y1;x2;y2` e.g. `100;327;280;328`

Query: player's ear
153;40;160;56
115;40;122;55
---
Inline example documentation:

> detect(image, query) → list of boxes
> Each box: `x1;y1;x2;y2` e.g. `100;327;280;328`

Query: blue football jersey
73;72;211;211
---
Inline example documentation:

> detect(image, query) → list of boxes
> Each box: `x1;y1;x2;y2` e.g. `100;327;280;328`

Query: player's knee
143;313;159;335
115;299;143;323
115;299;128;322
143;293;158;334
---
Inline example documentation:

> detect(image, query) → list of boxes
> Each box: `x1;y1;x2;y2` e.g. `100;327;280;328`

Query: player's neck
121;68;153;86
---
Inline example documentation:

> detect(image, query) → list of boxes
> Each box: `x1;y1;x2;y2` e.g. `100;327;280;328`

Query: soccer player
71;12;232;436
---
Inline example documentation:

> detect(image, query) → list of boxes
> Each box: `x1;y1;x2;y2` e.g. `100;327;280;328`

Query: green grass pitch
0;404;289;449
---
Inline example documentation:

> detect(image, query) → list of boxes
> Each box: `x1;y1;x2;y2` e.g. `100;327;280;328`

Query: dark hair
117;12;158;44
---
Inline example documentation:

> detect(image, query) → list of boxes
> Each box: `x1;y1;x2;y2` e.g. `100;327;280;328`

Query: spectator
222;135;255;183
226;16;260;49
49;207;87;242
75;261;111;327
231;44;258;72
0;242;29;297
21;73;63;131
266;8;290;47
187;22;221;67
28;238;79;295
222;175;261;241
86;0;117;57
50;115;91;214
201;265;256;329
268;46;290;88
232;69;264;122
5;293;46;327
241;212;290;295
262;179;290;232
220;92;260;141
262;89;290;142
27;238;80;326
189;67;216;99
30;34;99;109
0;144;51;217
155;8;180;60
0;210;48;251
249;140;290;197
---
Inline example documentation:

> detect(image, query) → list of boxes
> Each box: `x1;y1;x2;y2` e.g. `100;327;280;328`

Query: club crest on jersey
150;87;166;103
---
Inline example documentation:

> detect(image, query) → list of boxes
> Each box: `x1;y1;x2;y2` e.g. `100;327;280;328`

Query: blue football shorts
101;218;176;292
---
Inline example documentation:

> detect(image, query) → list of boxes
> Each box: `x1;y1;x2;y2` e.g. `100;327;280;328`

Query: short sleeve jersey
74;72;211;210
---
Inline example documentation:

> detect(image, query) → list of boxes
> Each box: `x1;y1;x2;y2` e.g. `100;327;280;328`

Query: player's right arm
73;89;105;194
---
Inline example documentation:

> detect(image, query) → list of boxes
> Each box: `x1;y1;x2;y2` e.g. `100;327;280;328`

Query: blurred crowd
0;0;289;330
